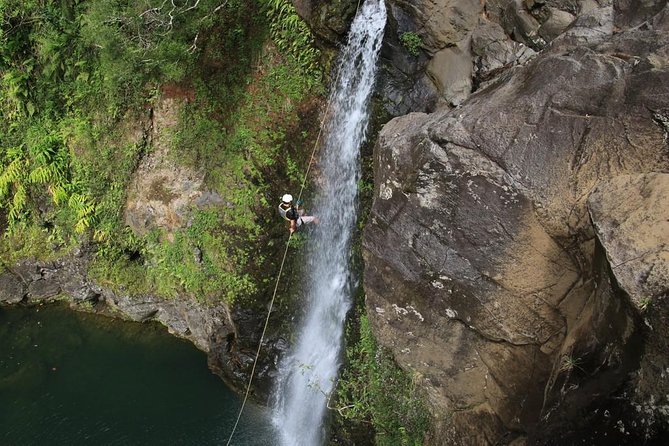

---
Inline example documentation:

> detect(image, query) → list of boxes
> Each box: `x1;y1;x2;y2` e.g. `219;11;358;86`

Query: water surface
0;304;276;445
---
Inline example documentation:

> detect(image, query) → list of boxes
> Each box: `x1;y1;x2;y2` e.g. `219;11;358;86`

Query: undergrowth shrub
1;0;323;303
337;314;430;446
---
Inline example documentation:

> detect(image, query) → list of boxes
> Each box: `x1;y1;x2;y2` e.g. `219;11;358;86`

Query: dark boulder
0;272;25;304
27;279;61;302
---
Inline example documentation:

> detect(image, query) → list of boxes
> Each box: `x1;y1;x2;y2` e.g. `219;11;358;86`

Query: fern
0;157;27;199
28;165;54;184
50;184;68;206
0;126;94;235
2;69;33;117
8;184;28;224
68;192;96;234
261;0;321;73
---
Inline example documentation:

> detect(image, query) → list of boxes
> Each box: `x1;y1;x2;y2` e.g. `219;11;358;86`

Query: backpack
285;207;299;221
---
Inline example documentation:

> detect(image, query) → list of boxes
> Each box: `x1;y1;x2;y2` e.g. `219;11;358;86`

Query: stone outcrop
364;1;669;443
0;272;25;304
370;0;615;115
293;0;360;44
588;174;669;308
471;21;536;90
0;253;218;343
588;173;669;436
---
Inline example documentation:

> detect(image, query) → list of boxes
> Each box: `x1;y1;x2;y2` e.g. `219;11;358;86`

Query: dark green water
0;304;277;445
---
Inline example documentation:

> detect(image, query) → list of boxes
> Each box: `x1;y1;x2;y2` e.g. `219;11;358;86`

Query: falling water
271;1;387;445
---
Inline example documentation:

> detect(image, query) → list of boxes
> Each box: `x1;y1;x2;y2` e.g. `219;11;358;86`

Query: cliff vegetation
0;0;322;304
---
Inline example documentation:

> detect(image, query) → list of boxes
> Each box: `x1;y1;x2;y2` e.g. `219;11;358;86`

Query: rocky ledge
0;251;281;401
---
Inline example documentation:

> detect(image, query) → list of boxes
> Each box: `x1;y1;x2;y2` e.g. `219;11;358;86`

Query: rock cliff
376;0;615;116
362;0;669;443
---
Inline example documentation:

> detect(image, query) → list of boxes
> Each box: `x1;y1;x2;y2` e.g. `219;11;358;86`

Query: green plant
261;0;321;76
0;121;96;236
0;225;58;265
285;155;303;183
77;300;95;311
336;314;430;445
288;231;307;249
639;297;652;311
400;32;423;57
0;0;324;308
143;210;257;302
559;354;583;373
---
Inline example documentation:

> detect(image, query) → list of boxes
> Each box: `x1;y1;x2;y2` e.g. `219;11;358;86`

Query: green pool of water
0;304;276;445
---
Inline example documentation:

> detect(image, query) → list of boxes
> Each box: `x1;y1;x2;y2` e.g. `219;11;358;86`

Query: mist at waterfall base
0;304;276;445
271;1;387;445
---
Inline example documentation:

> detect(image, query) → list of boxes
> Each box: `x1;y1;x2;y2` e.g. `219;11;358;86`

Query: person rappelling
278;194;319;234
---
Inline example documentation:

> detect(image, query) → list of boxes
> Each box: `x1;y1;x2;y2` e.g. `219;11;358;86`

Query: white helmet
282;194;293;203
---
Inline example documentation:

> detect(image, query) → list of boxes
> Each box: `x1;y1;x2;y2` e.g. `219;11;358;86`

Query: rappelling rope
226;0;369;440
225;28;346;446
225;103;331;446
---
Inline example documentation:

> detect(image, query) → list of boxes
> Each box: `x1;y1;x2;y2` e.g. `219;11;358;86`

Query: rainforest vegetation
0;0;322;302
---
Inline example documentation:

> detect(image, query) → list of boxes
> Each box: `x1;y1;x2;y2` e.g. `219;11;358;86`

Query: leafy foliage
0;224;59;267
337;314;430;446
400;31;422;57
261;0;321;73
80;0;239;101
0;0;323;303
0;121;95;233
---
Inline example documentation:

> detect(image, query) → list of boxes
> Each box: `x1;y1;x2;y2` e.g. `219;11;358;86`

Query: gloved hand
295;199;303;207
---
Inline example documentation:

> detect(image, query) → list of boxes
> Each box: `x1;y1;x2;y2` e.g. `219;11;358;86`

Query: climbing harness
279;203;299;222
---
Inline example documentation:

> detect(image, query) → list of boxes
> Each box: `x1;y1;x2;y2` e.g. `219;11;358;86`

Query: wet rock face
293;0;360;44
364;2;669;443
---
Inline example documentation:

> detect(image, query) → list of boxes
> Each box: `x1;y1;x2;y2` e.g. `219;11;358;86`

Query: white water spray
272;1;387;445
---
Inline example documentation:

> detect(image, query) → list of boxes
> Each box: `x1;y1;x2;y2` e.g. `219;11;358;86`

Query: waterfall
271;1;387;445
